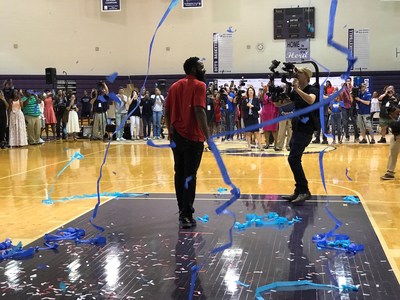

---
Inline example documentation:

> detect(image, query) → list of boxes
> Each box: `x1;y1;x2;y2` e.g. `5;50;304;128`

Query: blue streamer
255;280;358;300
0;239;12;250
345;168;353;181
42;192;148;204
106;72;118;83
90;0;179;236
0;240;35;261
108;92;122;106
146;139;176;148
319;148;328;193
234;213;301;231
46;152;84;204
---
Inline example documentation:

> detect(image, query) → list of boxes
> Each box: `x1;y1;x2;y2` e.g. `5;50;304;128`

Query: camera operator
377;85;397;143
380;101;400;180
353;83;376;144
282;67;319;204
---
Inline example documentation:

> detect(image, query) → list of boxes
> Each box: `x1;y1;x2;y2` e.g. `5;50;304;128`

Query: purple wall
1;71;400;97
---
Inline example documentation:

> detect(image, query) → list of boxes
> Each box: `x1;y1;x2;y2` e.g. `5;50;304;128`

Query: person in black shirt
282;67;319;204
80;90;92;126
377;86;397;143
140;90;154;140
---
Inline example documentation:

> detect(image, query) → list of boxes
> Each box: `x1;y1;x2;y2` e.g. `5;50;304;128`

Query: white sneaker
116;138;121;141
120;137;126;141
39;138;45;143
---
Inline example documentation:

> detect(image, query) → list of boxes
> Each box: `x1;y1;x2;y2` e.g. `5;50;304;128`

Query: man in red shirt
165;57;210;229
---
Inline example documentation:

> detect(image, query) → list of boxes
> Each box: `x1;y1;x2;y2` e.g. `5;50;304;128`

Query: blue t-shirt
357;91;371;115
330;100;344;113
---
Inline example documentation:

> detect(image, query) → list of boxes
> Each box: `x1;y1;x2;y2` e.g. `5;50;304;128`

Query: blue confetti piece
235;280;250;288
106;72;118;83
196;214;209;223
343;196;360;204
59;281;67;293
46;152;84;204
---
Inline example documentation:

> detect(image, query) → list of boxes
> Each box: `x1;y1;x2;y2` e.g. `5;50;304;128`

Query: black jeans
172;131;204;218
142;115;152;138
288;130;313;194
56;109;66;139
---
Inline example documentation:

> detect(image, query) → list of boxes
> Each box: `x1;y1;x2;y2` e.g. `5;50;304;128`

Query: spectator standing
8;90;28;147
115;87;128;141
80;90;92;126
43;90;57;140
0;90;9;148
140;90;154;140
66;94;80;141
242;87;262;150
127;89;141;140
224;87;236;141
22;90;42;145
340;78;359;142
260;87;279;149
54;89;67;140
378;86;397;143
151;87;164;139
91;82;109;141
329;96;344;144
354;83;375;144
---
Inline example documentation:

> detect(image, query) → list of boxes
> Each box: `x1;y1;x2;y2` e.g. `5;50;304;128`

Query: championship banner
183;0;202;9
101;0;121;12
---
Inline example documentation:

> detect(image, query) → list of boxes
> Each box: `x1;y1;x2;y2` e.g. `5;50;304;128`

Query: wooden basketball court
0;138;399;298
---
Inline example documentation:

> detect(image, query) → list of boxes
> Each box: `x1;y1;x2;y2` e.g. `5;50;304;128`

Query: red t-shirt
165;75;206;142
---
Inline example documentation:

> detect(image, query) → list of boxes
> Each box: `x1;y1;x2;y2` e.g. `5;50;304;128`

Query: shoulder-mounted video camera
268;60;295;102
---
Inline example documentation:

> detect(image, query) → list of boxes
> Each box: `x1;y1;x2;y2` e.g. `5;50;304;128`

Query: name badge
226;104;229;109
98;103;102;108
207;105;211;111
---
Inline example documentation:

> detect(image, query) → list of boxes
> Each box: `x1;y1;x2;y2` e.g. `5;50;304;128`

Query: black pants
142;115;152;138
56;109;66;139
288;130;313;194
172;131;204;218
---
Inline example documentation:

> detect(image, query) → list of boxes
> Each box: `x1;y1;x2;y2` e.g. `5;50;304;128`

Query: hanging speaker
45;68;57;85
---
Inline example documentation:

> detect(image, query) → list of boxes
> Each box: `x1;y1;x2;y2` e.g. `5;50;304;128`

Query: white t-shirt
370;97;380;113
151;94;164;112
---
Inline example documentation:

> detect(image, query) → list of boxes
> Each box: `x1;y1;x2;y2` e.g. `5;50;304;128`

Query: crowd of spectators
0;78;398;151
204;78;398;151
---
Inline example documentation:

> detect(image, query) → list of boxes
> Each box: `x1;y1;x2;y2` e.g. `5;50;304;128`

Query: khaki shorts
357;114;372;131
